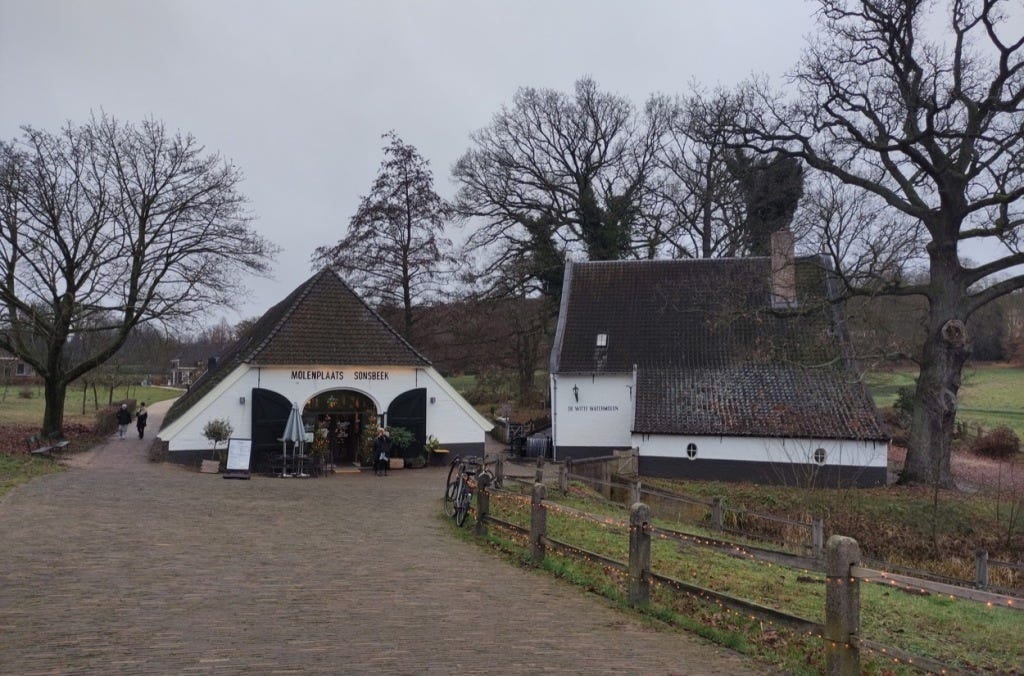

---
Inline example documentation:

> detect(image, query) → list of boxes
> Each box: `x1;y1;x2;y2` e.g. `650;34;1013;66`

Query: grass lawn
0;384;182;428
476;483;1024;674
864;362;1024;439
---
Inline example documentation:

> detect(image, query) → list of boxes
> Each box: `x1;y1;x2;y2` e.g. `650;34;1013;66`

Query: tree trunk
903;297;969;487
42;378;68;436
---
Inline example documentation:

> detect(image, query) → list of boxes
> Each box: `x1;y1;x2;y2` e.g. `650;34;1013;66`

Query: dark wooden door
387;388;426;460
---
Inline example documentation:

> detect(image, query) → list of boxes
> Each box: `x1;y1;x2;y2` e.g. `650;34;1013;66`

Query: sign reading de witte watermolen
567;405;620;412
289;369;391;381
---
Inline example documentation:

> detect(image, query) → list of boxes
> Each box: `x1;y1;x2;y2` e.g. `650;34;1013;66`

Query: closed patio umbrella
281;402;305;477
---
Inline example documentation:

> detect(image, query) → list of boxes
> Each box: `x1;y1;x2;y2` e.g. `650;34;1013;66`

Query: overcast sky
2;0;826;325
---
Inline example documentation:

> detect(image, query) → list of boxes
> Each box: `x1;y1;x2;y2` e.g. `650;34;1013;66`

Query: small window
813;448;827;465
686;443;698;459
15;363;27;376
596;333;608;347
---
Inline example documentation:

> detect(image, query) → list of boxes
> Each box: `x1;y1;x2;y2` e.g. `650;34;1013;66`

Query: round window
686;443;698;459
813;448;827;465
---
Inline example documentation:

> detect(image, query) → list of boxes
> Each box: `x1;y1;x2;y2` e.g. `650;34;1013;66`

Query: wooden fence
470;476;1023;675
507;456;1022;592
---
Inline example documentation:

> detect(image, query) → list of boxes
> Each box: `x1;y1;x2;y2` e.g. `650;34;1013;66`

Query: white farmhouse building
158;269;491;470
549;231;889;487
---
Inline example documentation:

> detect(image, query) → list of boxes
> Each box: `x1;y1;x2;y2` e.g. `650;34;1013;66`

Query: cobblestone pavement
0;401;768;675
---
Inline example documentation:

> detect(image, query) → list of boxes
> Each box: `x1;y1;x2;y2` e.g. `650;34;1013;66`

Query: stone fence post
628;502;651;607
531;482;547;564
825;535;861;675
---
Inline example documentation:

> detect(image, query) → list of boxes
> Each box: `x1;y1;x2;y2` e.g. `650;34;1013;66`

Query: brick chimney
770;229;797;309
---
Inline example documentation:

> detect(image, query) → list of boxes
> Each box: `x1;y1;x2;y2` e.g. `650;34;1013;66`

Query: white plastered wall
160;364;490;452
632;433;888;469
550;373;633;450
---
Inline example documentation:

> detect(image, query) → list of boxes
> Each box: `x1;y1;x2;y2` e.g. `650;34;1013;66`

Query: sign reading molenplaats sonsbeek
289;370;391;381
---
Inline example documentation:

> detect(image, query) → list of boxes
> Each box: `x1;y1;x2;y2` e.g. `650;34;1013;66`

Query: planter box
389;458;404;470
199;459;220;474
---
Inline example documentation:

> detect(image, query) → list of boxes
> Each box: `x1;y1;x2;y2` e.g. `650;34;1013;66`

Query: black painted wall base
638;456;887;488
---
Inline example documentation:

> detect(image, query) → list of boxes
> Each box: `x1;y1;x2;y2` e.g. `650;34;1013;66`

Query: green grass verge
469;487;1023;674
0;453;64;499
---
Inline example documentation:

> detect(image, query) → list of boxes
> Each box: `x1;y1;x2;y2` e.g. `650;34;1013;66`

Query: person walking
136;402;149;439
115;404;131;440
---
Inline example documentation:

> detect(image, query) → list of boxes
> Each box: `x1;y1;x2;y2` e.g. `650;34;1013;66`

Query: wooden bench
24;434;55;457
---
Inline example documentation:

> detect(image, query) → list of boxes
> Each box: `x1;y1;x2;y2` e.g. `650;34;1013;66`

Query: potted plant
388;426;417;467
202;418;233;472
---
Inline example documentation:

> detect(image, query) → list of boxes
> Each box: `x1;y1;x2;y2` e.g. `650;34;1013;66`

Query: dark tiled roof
163;269;428;427
551;258;886;441
634;366;886;440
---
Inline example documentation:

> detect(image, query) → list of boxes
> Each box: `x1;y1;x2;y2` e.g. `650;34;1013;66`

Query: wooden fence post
976;549;989;588
531;482;547;564
474;473;491;537
812;516;824;560
495;455;504;488
601;460;611;499
628;502;651;607
711;497;724;531
825;535;861;675
631;480;641;505
559;462;568;495
535;455;544;483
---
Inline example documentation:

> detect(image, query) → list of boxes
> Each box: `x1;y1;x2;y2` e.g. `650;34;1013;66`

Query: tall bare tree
312;132;453;336
453;78;672;300
0;114;278;434
655;89;748;258
734;0;1024;485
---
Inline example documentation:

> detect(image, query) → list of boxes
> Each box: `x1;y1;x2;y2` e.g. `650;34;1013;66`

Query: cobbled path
0;400;767;675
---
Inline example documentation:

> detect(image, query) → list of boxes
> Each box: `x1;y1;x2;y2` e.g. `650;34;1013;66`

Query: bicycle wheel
443;460;460;517
454;479;470;527
443;475;459;517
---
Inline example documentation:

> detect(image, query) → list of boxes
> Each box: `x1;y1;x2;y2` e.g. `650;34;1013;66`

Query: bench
24;434;55;457
24;433;71;458
47;432;70;453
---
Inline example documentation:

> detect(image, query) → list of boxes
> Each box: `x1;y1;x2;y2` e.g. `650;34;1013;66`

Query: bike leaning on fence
444;455;487;527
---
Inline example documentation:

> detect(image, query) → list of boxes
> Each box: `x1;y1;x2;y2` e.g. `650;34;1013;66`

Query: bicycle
444;455;488;527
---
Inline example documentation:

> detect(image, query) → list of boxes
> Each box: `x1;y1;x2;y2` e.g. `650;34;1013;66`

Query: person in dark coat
373;427;392;476
115;404;131;440
136;402;149;439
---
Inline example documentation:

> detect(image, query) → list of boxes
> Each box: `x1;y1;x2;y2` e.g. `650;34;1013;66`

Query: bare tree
734;0;1024;485
0;114;278;434
453;78;672;300
312;132;453;336
655;89;749;258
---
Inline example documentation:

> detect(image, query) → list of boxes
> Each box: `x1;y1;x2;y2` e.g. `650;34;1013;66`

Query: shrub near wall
971;426;1021;459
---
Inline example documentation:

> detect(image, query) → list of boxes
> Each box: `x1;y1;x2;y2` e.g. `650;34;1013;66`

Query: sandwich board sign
224;438;252;479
